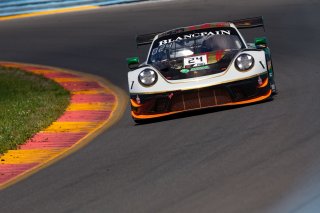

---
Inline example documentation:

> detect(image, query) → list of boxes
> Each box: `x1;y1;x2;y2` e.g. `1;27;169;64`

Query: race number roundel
184;54;208;68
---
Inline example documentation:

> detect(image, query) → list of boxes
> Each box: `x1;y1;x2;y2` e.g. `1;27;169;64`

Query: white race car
127;17;276;122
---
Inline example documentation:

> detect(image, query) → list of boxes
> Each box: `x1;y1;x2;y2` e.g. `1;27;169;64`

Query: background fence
0;0;144;17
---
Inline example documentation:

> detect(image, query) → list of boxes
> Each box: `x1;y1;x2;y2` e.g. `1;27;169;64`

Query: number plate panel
184;55;208;68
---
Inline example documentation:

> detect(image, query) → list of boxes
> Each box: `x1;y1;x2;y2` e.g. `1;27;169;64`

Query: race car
127;16;276;122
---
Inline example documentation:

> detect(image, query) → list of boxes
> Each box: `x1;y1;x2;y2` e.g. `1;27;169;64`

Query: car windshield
148;27;244;64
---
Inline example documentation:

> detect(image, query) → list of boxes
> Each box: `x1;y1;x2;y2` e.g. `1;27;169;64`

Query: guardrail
0;0;143;17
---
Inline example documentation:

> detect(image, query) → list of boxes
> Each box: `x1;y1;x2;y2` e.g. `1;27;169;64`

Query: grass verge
0;67;70;154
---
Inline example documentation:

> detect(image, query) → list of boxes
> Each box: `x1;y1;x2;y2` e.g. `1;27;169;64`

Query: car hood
151;50;240;81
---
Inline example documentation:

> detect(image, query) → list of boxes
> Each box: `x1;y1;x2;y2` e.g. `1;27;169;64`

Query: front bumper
130;73;271;120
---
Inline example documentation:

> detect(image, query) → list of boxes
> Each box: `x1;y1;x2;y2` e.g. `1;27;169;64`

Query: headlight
138;69;158;86
235;54;254;71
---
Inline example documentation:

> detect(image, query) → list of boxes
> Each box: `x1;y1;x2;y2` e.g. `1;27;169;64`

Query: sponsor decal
180;69;190;74
159;30;231;46
181;66;210;73
190;65;210;72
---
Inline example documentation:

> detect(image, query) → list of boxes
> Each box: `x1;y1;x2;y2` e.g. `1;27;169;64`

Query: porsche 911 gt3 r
127;17;276;122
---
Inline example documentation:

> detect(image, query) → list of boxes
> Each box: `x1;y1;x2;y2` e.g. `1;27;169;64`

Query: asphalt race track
1;0;320;212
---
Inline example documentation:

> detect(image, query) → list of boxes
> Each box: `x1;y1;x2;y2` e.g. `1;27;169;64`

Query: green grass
0;67;70;154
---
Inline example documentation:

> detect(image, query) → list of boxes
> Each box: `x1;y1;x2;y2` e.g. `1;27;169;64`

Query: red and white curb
0;62;127;189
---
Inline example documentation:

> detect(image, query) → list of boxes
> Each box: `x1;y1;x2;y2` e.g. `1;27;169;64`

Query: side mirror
255;37;267;49
127;57;140;70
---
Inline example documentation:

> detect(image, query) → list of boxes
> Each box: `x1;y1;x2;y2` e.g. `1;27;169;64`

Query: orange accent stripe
131;111;177;119
258;77;269;88
130;99;142;107
132;90;272;120
222;89;272;106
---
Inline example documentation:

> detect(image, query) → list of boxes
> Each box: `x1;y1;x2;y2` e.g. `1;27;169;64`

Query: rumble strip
0;62;127;189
